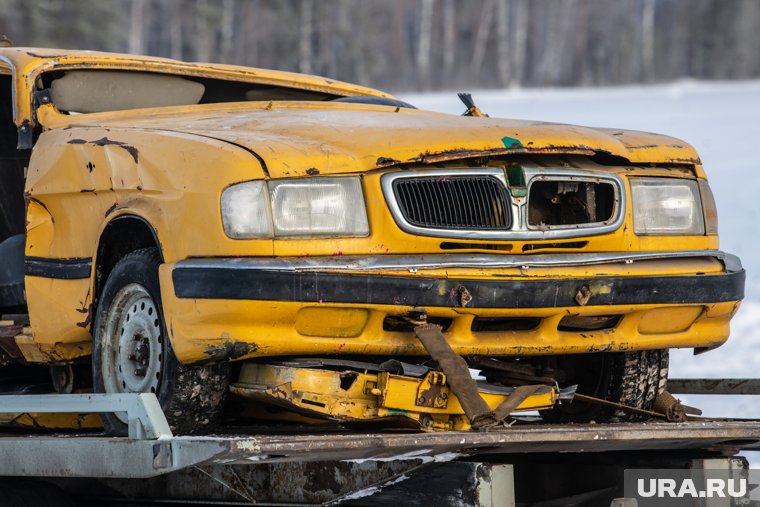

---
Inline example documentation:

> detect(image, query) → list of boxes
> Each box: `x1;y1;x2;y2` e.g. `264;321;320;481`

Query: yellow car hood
61;102;701;177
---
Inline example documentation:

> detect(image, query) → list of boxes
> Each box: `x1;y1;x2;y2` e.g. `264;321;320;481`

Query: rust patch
376;157;401;167
666;156;701;165
104;202;121;218
306;167;320;175
92;137;139;163
574;285;592;306
68;137;139;163
456;285;473;308
626;144;660;150
409;145;596;165
199;339;259;364
75;304;93;329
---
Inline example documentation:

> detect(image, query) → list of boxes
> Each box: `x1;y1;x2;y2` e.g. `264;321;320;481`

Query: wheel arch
94;215;163;306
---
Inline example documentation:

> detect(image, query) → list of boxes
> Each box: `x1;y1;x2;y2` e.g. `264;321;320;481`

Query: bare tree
510;0;528;88
129;0;148;55
641;0;656;82
417;0;435;89
495;0;509;86
166;0;183;60
220;0;236;63
471;0;495;76
442;0;456;83
299;0;314;74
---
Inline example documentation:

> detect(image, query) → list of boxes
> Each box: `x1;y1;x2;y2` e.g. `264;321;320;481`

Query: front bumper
159;251;744;365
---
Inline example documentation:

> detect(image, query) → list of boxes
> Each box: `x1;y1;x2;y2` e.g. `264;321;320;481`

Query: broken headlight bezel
221;177;370;239
630;177;706;235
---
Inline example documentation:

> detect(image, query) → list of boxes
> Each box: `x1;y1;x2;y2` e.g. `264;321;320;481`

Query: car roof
0;47;395;128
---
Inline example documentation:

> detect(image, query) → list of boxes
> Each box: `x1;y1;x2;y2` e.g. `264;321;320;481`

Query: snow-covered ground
404;81;760;419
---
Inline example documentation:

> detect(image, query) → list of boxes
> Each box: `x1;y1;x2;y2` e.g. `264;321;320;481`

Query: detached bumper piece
230;359;566;431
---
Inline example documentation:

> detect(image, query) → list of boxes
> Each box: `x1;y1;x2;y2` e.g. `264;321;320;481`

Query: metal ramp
1;393;760;479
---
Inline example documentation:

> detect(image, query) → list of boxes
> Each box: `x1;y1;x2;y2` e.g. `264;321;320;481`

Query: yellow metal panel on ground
233;363;558;431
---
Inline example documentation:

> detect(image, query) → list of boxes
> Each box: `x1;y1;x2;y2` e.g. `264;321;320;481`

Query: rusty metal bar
573;393;667;419
668;379;760;395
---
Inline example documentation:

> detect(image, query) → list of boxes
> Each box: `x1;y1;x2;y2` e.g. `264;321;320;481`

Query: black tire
92;248;230;435
542;350;669;423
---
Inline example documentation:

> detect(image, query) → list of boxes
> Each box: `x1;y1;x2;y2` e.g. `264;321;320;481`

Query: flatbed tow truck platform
1;383;760;506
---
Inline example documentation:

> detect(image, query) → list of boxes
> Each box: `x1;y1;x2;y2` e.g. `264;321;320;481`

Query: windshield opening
42;69;338;114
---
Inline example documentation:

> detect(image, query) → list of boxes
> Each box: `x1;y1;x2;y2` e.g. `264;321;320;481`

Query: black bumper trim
172;267;745;308
25;257;92;280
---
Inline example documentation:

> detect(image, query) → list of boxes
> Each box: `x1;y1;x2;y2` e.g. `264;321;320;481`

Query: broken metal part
652;390;702;422
231;362;558;431
457;92;488;117
457;285;473;307
574;285;592;306
528;180;614;227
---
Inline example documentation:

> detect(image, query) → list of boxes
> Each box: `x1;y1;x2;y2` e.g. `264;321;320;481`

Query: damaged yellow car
0;48;744;433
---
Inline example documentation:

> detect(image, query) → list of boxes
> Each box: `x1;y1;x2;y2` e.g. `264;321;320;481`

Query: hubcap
100;284;163;423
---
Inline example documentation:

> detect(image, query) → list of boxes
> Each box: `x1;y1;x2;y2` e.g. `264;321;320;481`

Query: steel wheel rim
100;283;163;424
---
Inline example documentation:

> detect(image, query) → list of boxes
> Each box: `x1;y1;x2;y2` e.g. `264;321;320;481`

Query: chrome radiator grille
392;175;511;230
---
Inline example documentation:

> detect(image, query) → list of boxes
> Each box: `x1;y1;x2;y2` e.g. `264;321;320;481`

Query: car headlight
221;180;273;239
221;177;369;239
630;178;705;235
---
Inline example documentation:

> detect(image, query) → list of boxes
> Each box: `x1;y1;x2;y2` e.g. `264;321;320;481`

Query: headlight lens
221;177;369;239
630;178;705;235
221;180;273;239
698;179;719;234
269;178;369;237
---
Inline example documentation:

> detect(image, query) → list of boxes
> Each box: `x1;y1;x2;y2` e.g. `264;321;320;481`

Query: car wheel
92;247;230;435
541;349;669;423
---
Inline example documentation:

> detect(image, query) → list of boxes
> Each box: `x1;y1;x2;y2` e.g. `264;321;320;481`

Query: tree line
1;0;758;92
